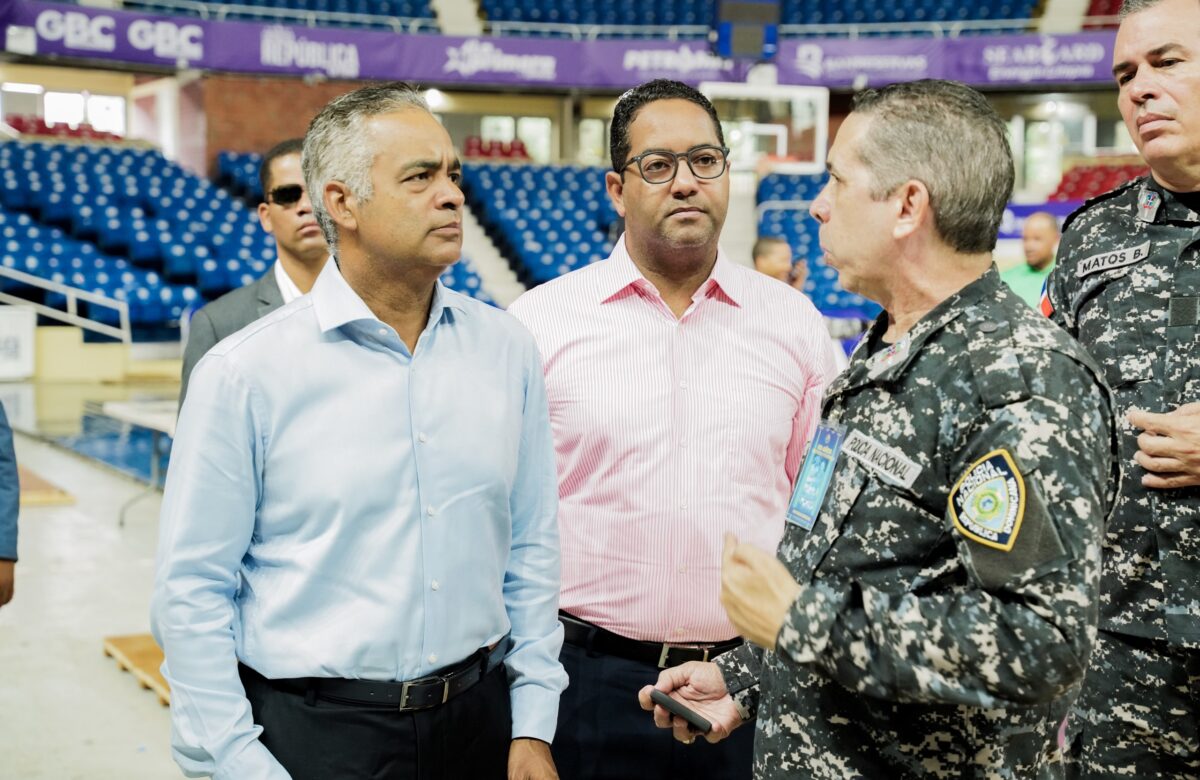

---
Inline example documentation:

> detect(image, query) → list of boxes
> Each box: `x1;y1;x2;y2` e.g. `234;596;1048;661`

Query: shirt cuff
510;683;561;744
774;579;850;666
715;644;761;721
208;737;290;780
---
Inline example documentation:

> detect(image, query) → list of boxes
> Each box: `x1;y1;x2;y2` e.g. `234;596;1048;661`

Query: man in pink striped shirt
508;79;840;780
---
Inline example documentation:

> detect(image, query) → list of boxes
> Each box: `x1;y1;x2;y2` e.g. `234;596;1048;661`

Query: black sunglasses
267;184;305;207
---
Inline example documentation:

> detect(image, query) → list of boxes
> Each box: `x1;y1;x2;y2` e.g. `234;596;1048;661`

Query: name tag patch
786;421;845;530
841;430;921;489
1075;241;1150;279
949;449;1026;551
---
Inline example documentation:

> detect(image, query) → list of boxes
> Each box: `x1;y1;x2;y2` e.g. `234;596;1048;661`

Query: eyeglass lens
639;147;726;183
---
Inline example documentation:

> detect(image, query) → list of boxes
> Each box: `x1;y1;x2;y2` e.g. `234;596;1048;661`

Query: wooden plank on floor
103;633;170;706
18;465;75;507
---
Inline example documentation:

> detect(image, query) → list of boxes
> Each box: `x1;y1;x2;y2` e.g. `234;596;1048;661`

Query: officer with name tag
1042;0;1200;775
639;79;1118;779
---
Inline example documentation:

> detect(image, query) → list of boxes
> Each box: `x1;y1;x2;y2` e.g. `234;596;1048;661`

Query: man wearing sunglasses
179;138;329;406
508;79;839;780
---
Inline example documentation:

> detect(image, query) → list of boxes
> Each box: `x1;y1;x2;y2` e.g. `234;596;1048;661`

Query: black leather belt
245;636;508;712
560;612;742;669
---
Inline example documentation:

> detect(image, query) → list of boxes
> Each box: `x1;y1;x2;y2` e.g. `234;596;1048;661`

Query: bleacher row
5;115;123;142
5;137;1144;339
132;0;434;28
1049;163;1147;202
0;142;493;339
481;0;1037;33
462;164;618;286
122;0;1049;32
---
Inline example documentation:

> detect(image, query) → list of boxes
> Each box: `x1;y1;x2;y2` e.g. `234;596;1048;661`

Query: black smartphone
649;688;713;734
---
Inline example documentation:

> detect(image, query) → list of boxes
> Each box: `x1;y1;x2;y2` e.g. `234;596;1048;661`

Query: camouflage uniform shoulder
947;290;1106;412
1061;176;1144;235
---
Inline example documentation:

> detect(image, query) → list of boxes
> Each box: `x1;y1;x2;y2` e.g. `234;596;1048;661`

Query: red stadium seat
1049;162;1149;201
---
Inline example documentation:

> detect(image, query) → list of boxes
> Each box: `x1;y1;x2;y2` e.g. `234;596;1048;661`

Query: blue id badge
786;421;846;530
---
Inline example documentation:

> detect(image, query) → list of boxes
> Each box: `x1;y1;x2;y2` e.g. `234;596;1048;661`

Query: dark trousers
553;642;755;780
240;662;512;780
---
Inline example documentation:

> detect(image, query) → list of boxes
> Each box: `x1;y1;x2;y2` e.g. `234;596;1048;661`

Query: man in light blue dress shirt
151;83;566;780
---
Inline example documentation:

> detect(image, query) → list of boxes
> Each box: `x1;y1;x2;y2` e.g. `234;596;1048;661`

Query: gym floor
1;432;180;779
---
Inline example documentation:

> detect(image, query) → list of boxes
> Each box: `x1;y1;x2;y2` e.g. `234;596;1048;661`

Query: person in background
752;236;794;283
0;402;17;608
1001;210;1059;307
179;138;329;406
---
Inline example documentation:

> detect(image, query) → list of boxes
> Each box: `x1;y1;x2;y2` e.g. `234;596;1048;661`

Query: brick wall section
201;75;366;177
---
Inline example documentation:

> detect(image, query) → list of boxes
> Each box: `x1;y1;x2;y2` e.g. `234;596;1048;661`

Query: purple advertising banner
2;0;750;87
1;0;1120;90
776;37;944;88
946;32;1116;87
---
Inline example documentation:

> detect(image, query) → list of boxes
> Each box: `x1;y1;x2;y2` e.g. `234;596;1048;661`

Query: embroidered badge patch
948;449;1025;551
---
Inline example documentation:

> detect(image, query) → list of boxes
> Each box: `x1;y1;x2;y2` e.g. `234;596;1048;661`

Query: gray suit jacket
179;270;284;408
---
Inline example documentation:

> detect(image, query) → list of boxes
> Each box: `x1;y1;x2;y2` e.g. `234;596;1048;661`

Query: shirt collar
311;259;466;335
273;260;304;305
597;233;743;307
828;265;1001;397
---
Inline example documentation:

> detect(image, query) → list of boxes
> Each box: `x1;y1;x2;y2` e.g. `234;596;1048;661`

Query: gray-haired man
152;82;565;780
641;79;1118;778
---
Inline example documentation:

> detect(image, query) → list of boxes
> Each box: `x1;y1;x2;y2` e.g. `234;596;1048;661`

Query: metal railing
485;16;1049;41
778;17;1037;39
485;21;710;40
122;0;440;33
112;2;1122;40
0;267;131;344
756;199;812;221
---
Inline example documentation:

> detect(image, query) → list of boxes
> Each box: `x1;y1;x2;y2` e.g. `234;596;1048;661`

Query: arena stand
126;0;437;30
1049;162;1149;202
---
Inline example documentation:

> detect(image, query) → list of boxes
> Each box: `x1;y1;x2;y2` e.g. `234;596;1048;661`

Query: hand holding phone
649;688;712;734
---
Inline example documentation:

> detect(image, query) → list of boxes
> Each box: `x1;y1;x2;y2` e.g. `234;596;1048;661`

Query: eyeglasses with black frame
267;184;305;208
621;145;730;185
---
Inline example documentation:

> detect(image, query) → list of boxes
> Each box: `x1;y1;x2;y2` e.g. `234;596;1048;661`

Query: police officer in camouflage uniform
638;79;1119;779
1043;0;1200;775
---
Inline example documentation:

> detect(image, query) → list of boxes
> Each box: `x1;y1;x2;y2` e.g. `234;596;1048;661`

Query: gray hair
1118;0;1174;19
302;82;429;254
850;79;1014;255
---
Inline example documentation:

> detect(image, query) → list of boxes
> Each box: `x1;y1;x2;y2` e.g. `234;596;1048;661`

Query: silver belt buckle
397;678;451;710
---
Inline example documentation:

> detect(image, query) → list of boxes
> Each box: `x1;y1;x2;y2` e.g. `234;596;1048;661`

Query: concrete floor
0;433;183;779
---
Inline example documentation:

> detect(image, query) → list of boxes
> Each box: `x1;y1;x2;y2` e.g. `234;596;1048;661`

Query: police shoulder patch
948;449;1025;551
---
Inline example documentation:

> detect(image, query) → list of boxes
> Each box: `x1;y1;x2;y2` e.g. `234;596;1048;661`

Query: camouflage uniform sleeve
774;362;1112;708
714;641;765;719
